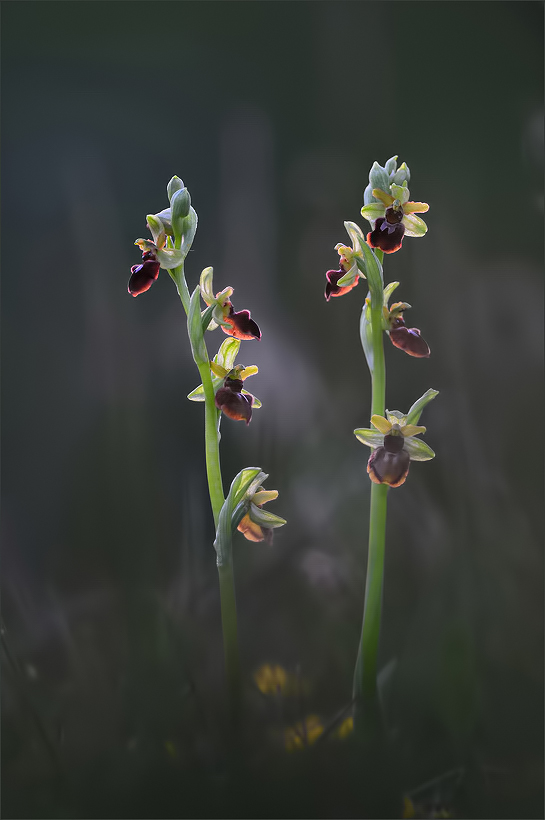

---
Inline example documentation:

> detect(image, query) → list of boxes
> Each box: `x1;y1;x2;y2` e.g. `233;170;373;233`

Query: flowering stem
353;264;389;741
172;265;241;732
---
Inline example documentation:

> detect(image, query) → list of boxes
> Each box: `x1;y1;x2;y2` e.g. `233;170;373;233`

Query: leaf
359;298;374;375
187;286;207;366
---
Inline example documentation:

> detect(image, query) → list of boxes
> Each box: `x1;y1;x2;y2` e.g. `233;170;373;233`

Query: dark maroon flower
389;316;430;358
128;251;160;297
367;207;405;254
215;376;253;424
324;268;360;302
222;306;261;341
367;432;411;488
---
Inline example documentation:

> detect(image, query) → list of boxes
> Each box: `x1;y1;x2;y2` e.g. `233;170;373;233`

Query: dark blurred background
2;2;543;818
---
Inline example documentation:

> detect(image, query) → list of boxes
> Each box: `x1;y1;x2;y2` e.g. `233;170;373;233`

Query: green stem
169;264;191;314
196;360;225;526
353;278;389;741
218;562;242;729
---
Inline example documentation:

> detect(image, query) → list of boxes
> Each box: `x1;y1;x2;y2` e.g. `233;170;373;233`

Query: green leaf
356;234;384;309
188;286;207;366
354;428;384;448
406;388;439;425
344;220;365;250
359;299;374;375
201;304;215;333
403;437;435;461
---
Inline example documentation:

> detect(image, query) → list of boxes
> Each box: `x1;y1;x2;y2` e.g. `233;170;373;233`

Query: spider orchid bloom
199;267;261;340
237;479;286;543
381;281;431;358
128;250;160;296
361;184;429;254
187;338;262;422
325;222;368;301
355;407;435;488
214;364;258;425
129;211;189;296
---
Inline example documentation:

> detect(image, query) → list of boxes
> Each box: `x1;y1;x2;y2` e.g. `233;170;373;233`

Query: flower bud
167;176;185;202
171;187;191;221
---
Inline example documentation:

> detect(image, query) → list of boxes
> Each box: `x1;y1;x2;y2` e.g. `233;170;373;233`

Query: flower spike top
361;157;429;254
354;389;438;488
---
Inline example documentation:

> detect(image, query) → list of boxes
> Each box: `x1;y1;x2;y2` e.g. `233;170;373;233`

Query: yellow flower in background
254;664;289;695
284;715;324;752
335;716;354;739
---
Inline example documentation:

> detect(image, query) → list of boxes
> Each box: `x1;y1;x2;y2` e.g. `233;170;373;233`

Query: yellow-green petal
401;424;426;438
372;188;395;207
210;361;228;378
371;414;393;433
239;365;258;380
403;201;429;214
252;489;278;506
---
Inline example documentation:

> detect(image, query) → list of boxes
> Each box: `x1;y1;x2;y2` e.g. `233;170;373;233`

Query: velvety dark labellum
223;307;261;340
367;208;405;254
389;320;430;358
215;387;253;424
324;268;359;301
128;258;160;296
367;445;410;487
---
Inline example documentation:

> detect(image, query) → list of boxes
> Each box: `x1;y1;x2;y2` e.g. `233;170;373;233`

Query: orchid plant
128;176;286;730
324;157;438;740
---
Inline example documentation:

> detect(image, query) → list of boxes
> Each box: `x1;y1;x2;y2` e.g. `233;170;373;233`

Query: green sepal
359;297;374;375
215;337;240;371
390;183;410;204
336;262;360;288
155;208;174;236
214;468;267;566
344;220;366;250
155;247;186;270
403;437;435;461
200;267;215;304
243;390;261;409
405;388;439;425
402;213;428;237
248;504;287;529
356;235;383;309
383;281;400;305
369;161;390;194
354;428;384;449
187;286;208;366
361;202;386;225
146;214;166;249
167;176;185;202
